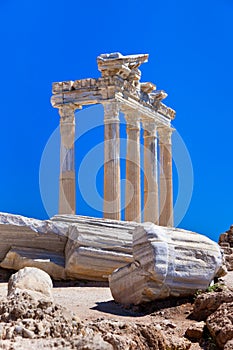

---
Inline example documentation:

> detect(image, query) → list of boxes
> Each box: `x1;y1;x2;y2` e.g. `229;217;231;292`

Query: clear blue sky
0;0;232;241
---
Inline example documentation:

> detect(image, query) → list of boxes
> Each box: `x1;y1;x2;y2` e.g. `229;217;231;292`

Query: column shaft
158;127;174;227
125;115;141;222
103;102;121;220
59;105;76;215
143;121;159;224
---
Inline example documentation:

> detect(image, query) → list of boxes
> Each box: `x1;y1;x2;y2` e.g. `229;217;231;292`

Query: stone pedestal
158;127;174;227
125;114;141;222
103;102;121;220
143;121;159;224
59;105;76;215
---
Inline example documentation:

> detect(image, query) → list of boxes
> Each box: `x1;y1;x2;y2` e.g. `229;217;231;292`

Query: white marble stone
109;223;224;304
8;267;53;300
0;213;138;281
52;214;137;281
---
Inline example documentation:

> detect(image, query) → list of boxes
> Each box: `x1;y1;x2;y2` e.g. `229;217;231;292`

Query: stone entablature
51;52;176;227
51;53;175;123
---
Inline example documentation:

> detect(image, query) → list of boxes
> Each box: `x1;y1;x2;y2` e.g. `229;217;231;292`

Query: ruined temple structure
51;53;176;227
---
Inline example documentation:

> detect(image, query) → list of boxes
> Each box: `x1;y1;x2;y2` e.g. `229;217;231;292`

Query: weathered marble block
1;247;66;280
0;213;68;280
0;213;138;281
109;223;224;304
52;215;137;281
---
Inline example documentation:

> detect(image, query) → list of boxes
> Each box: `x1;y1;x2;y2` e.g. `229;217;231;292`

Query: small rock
74;333;114;350
185;322;205;341
162;320;177;329
0;324;5;339
8;267;53;300
192;289;233;321
5;327;13;339
224;339;233;349
155;324;162;331
22;327;35;339
14;325;23;335
207;301;233;348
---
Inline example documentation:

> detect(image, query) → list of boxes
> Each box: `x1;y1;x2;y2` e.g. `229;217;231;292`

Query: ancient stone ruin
0;52;226;309
0;212;224;303
51;52;175;227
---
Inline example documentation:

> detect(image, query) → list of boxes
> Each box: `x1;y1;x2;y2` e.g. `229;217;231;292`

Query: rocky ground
0;269;232;350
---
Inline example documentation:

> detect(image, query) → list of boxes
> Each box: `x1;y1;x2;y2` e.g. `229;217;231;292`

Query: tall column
125;112;141;222
143;120;159;224
59;104;76;215
158;127;174;227
103;101;121;220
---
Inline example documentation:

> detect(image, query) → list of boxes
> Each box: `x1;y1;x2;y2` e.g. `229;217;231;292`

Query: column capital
103;101;120;124
157;126;174;145
58;104;80;122
123;107;141;129
125;114;140;129
142;119;158;137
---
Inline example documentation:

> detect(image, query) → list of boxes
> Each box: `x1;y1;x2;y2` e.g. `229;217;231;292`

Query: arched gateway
51;53;175;227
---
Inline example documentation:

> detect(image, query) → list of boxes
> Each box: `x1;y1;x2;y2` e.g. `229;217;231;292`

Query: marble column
143;120;159;224
158;127;174;227
103;102;121;220
59;104;76;215
125;113;141;222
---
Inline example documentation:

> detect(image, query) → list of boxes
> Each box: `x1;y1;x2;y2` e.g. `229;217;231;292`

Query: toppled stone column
0;212;68;280
52;214;137;281
109;223;224;304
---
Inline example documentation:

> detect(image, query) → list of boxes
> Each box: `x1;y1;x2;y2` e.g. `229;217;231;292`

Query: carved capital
124;109;141;129
157;127;174;145
142;120;158;138
59;105;76;149
103;101;120;123
59;105;76;121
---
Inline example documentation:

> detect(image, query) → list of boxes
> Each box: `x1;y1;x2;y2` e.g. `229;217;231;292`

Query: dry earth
0;282;213;350
0;270;232;349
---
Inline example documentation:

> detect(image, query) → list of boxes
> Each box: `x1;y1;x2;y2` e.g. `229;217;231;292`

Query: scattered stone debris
219;225;233;271
1;267;233;349
0;291;81;341
192;287;233;321
207;301;233;349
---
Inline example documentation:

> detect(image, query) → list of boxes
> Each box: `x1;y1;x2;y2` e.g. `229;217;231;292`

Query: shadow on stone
52;280;109;288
